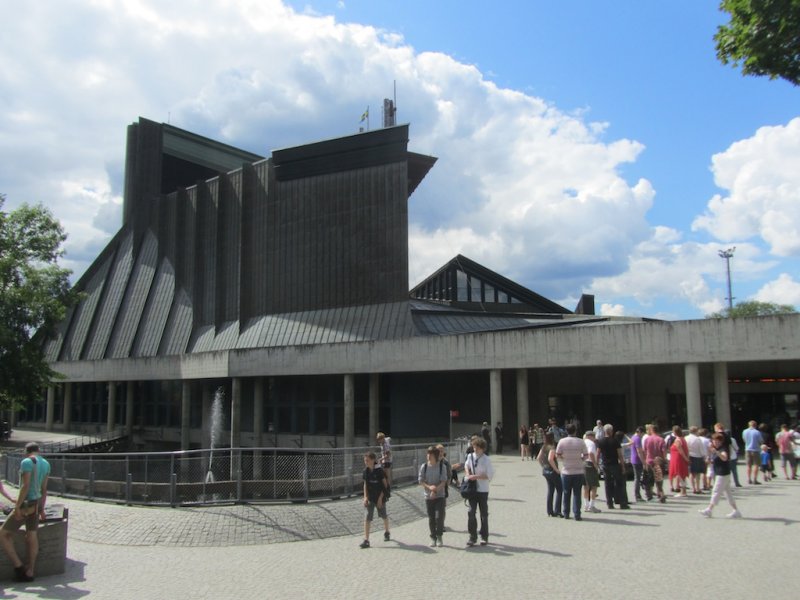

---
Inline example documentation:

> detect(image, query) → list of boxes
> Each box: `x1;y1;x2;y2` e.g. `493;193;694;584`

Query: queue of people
359;419;797;549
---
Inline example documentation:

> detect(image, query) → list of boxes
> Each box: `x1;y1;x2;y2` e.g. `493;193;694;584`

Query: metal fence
0;440;468;507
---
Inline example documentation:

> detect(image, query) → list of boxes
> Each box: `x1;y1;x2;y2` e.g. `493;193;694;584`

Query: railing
0;440;468;507
36;428;128;454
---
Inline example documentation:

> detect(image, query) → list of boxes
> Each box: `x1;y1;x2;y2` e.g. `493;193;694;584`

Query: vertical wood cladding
47;120;436;360
260;159;409;314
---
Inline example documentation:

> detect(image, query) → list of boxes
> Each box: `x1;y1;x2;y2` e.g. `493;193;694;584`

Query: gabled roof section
410;254;572;315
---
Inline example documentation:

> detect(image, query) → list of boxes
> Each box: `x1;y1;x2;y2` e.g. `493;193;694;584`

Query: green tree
707;299;797;318
714;0;800;86
0;194;78;409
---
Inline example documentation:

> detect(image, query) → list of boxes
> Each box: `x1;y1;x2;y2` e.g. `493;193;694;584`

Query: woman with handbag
537;432;562;517
464;437;494;546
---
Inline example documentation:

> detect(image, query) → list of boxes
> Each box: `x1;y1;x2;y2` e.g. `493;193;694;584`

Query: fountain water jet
205;387;224;488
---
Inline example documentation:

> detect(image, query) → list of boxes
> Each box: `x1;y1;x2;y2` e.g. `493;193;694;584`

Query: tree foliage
707;299;797;318
715;0;800;86
0;194;78;409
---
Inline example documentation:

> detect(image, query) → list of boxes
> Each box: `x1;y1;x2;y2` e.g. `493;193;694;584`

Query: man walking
480;422;492;455
419;446;448;547
0;442;51;582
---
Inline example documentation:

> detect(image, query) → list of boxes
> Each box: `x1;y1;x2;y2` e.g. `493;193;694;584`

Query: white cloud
600;303;626;317
693;118;800;257
754;273;800;307
588;227;774;316
2;0;790;320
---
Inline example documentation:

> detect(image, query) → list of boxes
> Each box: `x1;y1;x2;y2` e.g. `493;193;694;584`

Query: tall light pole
718;247;735;311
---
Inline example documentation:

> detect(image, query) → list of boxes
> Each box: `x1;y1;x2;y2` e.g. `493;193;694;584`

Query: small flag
450;410;459;418
360;107;369;122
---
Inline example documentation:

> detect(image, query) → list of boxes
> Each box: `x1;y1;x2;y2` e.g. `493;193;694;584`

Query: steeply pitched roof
409;254;572;315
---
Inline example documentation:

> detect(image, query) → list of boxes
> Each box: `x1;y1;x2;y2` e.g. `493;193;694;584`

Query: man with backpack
419;446;448;547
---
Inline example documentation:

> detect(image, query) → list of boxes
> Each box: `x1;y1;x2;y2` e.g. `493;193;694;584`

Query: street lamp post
718;247;735;311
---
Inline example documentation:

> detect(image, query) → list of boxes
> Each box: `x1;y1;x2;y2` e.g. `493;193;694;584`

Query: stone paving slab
1;455;798;599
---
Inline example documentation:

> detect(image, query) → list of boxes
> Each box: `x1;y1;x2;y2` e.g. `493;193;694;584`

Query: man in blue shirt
0;442;51;582
742;421;763;485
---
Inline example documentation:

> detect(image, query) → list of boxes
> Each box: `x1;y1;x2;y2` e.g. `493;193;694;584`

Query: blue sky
2;1;799;319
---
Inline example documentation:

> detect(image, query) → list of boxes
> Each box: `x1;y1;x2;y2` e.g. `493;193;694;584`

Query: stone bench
0;504;68;580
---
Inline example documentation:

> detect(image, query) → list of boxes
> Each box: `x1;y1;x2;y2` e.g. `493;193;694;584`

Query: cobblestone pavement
2;454;798;599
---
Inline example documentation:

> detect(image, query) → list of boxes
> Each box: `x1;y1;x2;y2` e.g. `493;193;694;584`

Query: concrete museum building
23;117;800;450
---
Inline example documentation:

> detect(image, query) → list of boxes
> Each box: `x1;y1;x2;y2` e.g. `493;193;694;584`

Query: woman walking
519;426;530;460
699;432;742;518
537;432;562;517
464;437;494;546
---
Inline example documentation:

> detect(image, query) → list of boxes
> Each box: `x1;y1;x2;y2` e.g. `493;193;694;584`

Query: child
359;451;389;548
760;444;772;482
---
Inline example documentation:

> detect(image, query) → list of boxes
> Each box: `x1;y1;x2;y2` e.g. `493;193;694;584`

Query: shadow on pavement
4;558;90;599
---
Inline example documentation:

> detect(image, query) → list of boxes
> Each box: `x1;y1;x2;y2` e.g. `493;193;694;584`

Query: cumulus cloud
588;226;774;317
1;0;656;301
755;273;800;307
3;0;791;320
693;118;800;257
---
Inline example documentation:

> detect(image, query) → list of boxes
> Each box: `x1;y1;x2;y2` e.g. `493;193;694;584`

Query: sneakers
480;538;488;546
574;515;583;521
466;538;477;547
589;506;602;513
699;508;712;518
359;539;370;549
384;531;391;542
429;537;437;547
726;509;742;519
436;536;443;547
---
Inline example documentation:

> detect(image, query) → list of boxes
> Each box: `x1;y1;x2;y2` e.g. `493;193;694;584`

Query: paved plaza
0;448;797;599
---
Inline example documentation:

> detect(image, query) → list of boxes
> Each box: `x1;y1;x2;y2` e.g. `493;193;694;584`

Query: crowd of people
359;418;798;548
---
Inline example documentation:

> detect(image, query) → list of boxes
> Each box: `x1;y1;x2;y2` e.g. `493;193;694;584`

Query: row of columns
42;363;734;444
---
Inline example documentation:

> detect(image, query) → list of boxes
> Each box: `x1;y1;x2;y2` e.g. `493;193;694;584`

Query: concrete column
125;382;134;437
684;363;702;428
368;374;380;442
63;382;73;431
713;362;732;429
516;369;529;430
490;369;502;453
45;385;55;432
107;382;117;433
181;381;191;451
344;374;355;449
230;378;242;481
253;378;264;480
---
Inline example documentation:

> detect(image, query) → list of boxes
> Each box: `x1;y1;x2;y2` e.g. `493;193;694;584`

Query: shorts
584;463;600;488
364;500;387;522
690;456;706;474
760;464;770;473
0;503;39;533
781;453;797;468
746;451;760;467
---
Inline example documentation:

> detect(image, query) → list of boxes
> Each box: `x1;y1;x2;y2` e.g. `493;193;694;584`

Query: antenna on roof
382;80;397;128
